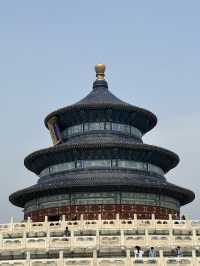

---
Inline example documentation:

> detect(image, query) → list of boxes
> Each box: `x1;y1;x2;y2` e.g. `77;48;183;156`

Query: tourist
134;246;143;259
134;246;140;258
149;247;156;258
64;226;70;240
138;248;144;258
181;215;186;220
175;246;183;257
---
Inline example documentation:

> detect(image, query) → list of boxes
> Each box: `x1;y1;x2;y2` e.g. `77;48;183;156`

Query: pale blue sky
0;1;199;222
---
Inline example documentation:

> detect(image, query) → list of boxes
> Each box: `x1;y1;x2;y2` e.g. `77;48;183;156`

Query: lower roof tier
9;169;195;208
24;142;179;175
23;190;181;215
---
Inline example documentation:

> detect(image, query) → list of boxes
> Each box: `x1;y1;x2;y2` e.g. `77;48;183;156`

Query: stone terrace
0;216;199;265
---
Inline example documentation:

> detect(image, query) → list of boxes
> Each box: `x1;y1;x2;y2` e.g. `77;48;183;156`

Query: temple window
62;122;142;139
39;159;164;178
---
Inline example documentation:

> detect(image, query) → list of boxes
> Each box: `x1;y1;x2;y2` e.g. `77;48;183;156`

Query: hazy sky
0;1;199;222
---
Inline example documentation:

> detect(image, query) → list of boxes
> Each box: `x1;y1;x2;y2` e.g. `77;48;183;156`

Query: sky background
0;1;199;222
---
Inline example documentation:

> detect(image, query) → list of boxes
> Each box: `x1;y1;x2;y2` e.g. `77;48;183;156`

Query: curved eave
24;142;179;175
44;103;157;134
9;177;194;208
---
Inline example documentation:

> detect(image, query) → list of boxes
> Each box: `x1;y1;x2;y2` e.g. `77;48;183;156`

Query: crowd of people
134;246;156;258
133;246;183;259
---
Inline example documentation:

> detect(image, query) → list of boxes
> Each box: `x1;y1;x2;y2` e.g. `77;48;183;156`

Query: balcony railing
0;253;199;266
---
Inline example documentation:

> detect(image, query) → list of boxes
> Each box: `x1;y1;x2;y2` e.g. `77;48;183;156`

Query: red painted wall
25;204;179;222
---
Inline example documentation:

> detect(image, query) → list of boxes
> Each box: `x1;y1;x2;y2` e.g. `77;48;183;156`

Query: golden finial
95;64;106;80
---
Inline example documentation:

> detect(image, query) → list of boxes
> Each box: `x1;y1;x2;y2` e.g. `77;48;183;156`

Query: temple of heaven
9;64;195;222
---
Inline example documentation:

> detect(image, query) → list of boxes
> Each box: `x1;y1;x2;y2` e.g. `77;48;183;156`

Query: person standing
134;246;140;258
134;246;144;259
149;247;156;258
138;247;144;258
176;246;183;257
64;226;70;241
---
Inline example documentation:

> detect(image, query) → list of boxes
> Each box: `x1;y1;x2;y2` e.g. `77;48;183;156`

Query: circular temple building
9;64;195;222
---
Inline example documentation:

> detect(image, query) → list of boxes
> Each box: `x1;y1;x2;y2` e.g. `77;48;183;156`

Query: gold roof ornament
95;64;106;80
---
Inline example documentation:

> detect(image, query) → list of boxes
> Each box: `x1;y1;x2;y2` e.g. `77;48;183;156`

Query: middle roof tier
24;142;179;175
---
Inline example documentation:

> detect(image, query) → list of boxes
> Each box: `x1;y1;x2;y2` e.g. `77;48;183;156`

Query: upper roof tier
44;64;157;135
